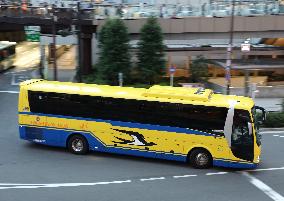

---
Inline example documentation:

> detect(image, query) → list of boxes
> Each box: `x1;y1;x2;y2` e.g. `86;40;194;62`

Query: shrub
262;112;284;128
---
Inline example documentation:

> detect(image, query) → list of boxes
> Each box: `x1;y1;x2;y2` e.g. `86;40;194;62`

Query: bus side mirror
255;106;266;124
263;110;267;122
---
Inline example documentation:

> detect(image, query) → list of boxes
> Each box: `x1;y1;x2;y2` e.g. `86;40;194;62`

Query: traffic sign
169;66;175;87
169;66;176;73
24;26;41;42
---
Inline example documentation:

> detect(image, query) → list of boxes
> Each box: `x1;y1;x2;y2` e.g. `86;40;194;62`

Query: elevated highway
1;6;284;73
1;6;284;38
2;15;284;39
119;16;284;39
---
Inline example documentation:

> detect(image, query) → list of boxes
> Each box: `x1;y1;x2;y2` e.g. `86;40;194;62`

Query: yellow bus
18;79;266;169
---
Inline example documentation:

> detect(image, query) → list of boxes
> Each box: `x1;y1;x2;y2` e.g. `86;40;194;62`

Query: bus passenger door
231;112;254;162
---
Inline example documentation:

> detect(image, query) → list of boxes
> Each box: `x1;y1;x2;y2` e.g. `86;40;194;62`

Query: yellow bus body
19;79;261;168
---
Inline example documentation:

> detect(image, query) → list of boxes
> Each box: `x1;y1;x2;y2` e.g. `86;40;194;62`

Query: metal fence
0;1;284;20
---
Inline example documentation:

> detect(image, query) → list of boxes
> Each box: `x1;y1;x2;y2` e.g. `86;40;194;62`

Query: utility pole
225;0;235;95
244;69;250;96
76;2;82;83
40;44;45;79
241;38;251;97
51;5;58;81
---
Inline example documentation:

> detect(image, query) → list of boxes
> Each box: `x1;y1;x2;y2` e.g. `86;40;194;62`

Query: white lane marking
0;91;19;94
280;136;284;138
261;131;284;134
206;172;228;176
242;172;284;201
11;74;30;86
273;135;280;137
1;166;284;190
173;175;197;179
140;177;165;182
245;167;284;172
0;183;43;186
0;180;132;190
11;74;16;85
4;69;30;75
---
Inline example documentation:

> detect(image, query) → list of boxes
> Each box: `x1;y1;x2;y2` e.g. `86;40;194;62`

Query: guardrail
1;3;284;20
0;5;76;19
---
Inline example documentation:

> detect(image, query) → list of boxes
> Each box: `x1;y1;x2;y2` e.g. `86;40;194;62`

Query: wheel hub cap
196;153;209;166
72;139;83;152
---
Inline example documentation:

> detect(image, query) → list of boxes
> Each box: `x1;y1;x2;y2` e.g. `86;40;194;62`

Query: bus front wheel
67;135;89;155
189;148;212;169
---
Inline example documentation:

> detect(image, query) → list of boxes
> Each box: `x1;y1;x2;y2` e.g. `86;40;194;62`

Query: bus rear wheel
67;135;89;155
189;148;212;169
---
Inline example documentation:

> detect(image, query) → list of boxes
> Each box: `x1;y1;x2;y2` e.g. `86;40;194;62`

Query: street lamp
225;0;236;95
241;38;251;97
76;2;82;83
51;5;58;81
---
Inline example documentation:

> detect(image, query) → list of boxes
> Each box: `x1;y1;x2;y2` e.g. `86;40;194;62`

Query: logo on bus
112;128;156;146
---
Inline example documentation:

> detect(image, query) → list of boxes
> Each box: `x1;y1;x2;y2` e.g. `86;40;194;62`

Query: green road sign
24;26;40;42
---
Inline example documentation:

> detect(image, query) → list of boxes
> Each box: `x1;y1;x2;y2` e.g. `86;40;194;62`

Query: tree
190;56;210;83
137;17;165;85
97;18;131;85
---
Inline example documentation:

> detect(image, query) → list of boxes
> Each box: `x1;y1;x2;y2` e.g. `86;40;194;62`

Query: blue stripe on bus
19;112;214;137
19;125;256;169
19;125;187;162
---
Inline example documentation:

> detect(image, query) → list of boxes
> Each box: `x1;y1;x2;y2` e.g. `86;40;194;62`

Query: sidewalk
33;46;77;82
45;69;76;82
56;46;76;70
31;66;76;82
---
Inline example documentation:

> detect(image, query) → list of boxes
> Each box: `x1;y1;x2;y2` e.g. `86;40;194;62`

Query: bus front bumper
213;158;258;169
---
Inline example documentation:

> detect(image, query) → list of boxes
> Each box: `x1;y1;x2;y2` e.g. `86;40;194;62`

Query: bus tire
189;148;212;169
67;135;89;155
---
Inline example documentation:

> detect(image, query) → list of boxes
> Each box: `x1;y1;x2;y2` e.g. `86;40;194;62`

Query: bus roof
20;79;254;110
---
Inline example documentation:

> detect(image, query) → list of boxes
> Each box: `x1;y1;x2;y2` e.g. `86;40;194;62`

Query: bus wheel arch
187;147;213;169
67;133;89;155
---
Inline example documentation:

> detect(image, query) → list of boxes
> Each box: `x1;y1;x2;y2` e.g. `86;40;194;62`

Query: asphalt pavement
0;47;283;201
0;76;284;201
